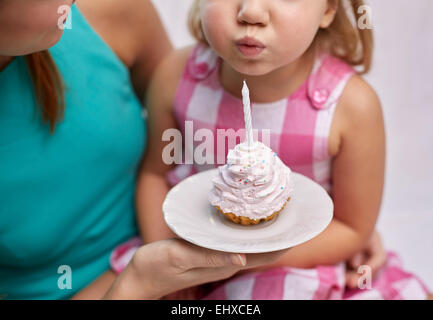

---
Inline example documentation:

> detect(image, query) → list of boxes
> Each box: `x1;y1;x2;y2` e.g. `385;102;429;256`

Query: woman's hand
104;238;288;299
345;230;387;289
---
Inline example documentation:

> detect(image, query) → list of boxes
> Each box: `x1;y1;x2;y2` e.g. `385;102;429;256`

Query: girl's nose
237;0;269;27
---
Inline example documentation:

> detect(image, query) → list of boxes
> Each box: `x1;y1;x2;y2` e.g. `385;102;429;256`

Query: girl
111;0;429;299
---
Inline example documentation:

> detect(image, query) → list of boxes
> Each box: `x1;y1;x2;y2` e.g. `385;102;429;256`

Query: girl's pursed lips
235;36;266;57
235;36;266;48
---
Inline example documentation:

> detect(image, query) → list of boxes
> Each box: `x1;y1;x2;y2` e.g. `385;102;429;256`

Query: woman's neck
220;47;316;103
0;55;14;72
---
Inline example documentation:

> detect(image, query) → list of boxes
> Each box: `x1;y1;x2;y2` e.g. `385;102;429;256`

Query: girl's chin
231;62;275;77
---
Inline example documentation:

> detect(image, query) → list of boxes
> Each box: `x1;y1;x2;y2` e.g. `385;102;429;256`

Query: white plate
163;169;333;253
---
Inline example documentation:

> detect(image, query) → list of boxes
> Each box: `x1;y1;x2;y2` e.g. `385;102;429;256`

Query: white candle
242;81;254;148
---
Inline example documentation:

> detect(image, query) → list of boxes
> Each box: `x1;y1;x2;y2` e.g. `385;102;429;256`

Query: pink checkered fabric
109;237;143;275
200;252;429;300
167;44;356;192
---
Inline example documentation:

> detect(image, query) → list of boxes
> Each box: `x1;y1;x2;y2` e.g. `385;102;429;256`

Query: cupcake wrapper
216;197;291;226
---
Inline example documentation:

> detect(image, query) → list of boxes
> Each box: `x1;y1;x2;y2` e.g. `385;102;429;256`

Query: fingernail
229;254;246;266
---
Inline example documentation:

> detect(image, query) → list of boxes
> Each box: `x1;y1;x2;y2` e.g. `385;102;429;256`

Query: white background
152;0;433;289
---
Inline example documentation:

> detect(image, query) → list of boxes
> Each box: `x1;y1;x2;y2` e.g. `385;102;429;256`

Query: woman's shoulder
76;0;172;97
76;0;167;68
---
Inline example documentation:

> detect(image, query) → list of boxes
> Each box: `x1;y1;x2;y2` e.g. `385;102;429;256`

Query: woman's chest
0;62;146;268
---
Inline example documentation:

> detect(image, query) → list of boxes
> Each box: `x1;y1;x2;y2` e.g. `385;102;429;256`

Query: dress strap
307;54;356;110
187;44;220;80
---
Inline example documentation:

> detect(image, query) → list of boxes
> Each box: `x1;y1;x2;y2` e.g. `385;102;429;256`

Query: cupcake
209;141;294;226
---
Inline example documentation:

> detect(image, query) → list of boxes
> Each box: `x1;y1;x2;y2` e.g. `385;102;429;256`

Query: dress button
191;63;209;79
312;88;330;106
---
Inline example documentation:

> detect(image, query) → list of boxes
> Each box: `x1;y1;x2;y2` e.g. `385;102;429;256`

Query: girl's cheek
271;0;325;52
275;13;322;58
201;6;232;54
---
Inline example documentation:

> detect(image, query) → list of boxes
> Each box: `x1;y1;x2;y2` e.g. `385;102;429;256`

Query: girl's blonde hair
188;0;373;74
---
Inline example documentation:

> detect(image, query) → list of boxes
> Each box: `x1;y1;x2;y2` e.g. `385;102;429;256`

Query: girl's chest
180;96;342;166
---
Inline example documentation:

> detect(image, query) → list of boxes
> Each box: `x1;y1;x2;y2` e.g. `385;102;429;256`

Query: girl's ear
320;0;339;28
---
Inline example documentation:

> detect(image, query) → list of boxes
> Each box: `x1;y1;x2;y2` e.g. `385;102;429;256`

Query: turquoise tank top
0;6;146;299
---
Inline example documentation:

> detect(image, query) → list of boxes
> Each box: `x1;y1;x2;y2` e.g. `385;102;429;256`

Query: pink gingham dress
110;45;429;300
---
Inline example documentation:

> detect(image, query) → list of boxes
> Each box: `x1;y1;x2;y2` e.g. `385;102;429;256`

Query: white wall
366;0;433;291
152;0;433;290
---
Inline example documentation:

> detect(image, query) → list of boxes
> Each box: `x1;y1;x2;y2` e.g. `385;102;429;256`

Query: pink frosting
209;141;294;220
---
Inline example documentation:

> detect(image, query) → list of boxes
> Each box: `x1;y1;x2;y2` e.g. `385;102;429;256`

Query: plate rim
163;169;333;253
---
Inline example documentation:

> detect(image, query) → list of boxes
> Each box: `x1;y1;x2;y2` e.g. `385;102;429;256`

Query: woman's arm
136;47;194;243
251;75;386;270
77;0;184;243
128;0;173;99
69;0;172;299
